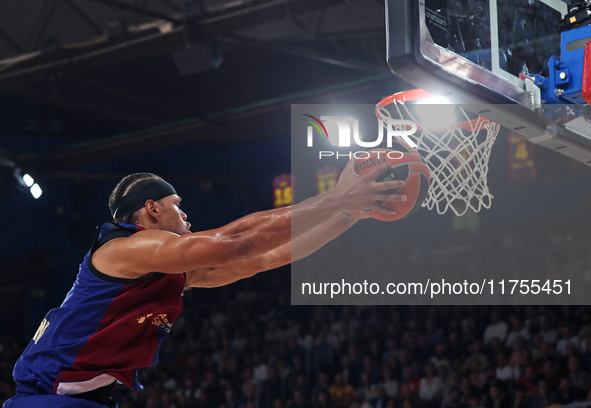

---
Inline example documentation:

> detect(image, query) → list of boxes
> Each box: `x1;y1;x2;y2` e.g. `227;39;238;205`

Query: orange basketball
354;141;430;221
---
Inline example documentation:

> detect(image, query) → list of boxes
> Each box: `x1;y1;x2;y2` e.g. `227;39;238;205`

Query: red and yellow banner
508;133;536;182
316;165;341;195
273;173;294;208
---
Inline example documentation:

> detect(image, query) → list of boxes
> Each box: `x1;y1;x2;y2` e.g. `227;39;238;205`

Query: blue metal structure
534;24;591;104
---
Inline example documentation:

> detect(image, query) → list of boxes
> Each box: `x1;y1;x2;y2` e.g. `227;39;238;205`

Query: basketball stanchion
376;89;501;216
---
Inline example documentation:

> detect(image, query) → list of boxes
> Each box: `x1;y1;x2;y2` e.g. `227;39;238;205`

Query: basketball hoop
376;89;501;216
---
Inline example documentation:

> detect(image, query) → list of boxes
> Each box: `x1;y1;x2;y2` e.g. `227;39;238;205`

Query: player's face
159;194;191;235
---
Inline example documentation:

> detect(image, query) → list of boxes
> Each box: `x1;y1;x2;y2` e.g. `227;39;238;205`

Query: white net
376;91;501;216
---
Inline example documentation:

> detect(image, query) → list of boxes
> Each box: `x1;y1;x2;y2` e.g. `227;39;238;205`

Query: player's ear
144;199;160;219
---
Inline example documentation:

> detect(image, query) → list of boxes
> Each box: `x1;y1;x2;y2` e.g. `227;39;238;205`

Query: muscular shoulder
92;229;180;279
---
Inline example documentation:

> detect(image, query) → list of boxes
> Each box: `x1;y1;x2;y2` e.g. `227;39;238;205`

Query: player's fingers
367;204;397;215
376;194;407;202
343;157;358;173
363;161;391;179
372;180;405;190
356;209;374;220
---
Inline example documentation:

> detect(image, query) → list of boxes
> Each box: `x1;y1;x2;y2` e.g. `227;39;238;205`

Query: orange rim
376;89;496;131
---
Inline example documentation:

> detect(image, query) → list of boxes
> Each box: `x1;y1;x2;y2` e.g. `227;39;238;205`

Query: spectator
348;400;367;408
509;337;529;372
516;365;537;394
282;319;300;342
581;337;591;371
287;374;309;405
329;373;354;407
461;316;479;344
265;366;282;403
566;356;587;390
380;367;399;399
425;319;445;347
529;380;550;408
289;390;306;408
483;311;508;345
550;378;581;405
358;371;380;404
431;345;452;374
495;353;516;382
484;339;503;367
484;383;509;408
361;356;381;385
528;335;545;363
241;377;259;407
340;355;359;388
511;386;531;408
459;377;474;406
466;393;484;408
369;341;383;365
418;363;443;408
373;387;391;408
348;345;364;380
464;341;488;372
484;367;496;391
311;372;330;401
286;338;306;365
468;359;487;390
401;366;420;395
523;307;540;335
447;332;465;363
416;335;433;363
397;383;420;408
443;387;468;408
311;334;335;373
440;370;461;408
253;353;269;384
539;360;559;389
222;389;243;408
264;320;283;343
539;316;558;345
382;339;398;364
535;342;554;364
312;390;330;408
506;316;530;350
577;311;591;345
556;323;579;355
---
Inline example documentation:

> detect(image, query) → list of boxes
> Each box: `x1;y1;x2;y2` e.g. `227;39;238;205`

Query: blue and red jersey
12;222;185;396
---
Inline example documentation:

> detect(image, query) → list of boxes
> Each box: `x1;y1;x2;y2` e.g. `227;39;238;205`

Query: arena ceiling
0;0;403;175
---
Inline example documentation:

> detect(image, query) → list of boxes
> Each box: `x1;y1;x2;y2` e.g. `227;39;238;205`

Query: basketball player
4;159;406;408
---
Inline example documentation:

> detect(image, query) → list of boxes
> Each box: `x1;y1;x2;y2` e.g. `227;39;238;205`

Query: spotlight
15;169;43;199
30;183;42;199
22;173;34;187
414;96;456;129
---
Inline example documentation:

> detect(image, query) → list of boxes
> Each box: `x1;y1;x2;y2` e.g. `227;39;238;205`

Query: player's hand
331;158;407;217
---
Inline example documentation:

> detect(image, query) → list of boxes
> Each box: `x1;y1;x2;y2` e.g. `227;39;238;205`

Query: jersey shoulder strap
88;222;159;284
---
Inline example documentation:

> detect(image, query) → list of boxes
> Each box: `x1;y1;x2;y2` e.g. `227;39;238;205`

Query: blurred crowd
2;293;591;408
6;296;591;408
109;301;591;408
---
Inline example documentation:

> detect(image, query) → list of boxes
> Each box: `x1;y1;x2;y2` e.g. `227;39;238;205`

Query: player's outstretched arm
185;172;406;288
184;209;369;288
94;160;405;279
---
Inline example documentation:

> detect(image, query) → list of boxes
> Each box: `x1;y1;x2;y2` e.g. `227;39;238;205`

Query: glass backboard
387;0;591;164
